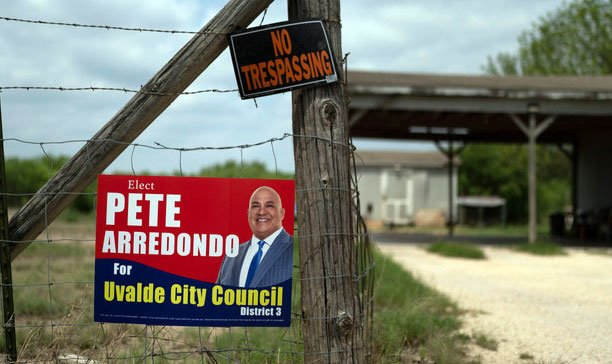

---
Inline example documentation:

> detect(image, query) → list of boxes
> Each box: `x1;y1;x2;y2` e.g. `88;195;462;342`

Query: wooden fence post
289;0;369;362
8;0;273;260
0;99;17;362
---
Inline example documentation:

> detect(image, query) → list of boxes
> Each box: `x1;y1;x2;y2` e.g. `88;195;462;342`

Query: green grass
212;266;304;363
11;242;95;317
2;218;474;363
427;241;487;260
371;252;469;363
214;249;472;363
373;223;550;238
473;331;498;351
514;241;567;256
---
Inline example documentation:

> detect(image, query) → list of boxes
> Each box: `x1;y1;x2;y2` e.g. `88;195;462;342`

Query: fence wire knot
335;310;353;338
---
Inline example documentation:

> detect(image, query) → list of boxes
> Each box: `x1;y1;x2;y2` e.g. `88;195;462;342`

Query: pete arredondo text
101;180;239;257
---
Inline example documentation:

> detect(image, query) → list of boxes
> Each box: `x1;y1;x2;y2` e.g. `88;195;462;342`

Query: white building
355;150;458;227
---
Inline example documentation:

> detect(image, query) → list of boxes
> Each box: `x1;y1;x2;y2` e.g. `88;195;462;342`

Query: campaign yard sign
94;175;295;327
229;19;338;99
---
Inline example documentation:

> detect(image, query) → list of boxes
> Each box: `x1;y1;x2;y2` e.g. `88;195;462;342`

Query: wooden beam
534;116;556;138
8;0;273;260
527;113;538;243
0;100;17;361
510;112;557;243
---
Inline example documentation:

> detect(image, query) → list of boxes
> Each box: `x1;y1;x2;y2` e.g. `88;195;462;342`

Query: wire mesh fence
1;9;373;361
0;135;374;363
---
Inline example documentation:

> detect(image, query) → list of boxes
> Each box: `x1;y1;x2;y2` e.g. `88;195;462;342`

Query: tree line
460;0;610;223
4;156;292;214
458;145;571;223
5;150;568;224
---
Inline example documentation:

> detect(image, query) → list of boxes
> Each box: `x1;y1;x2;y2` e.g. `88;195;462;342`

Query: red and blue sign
94;175;295;327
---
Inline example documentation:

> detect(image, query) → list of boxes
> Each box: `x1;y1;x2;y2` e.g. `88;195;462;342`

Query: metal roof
348;71;612;143
355;150;457;168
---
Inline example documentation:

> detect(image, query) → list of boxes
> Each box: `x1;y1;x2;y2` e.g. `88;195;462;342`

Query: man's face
248;187;285;240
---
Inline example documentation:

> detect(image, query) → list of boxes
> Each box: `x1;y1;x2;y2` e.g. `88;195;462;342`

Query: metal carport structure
347;71;612;242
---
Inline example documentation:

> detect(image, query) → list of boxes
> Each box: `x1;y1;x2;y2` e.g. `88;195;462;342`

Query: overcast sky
1;0;565;174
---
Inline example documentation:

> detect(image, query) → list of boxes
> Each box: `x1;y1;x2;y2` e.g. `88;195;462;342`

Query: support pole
435;140;464;237
571;142;578;221
448;141;455;236
510;106;556;243
0;99;17;362
557;142;578;220
528;113;537;243
8;0;273;260
289;0;368;362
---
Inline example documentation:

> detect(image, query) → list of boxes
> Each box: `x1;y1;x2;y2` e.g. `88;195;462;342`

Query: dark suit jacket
216;229;293;287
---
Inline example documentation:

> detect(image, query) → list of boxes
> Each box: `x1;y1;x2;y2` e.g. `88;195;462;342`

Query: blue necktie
245;241;265;287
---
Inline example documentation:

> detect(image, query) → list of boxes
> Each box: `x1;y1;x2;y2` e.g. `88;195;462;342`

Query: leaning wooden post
289;0;367;362
8;0;273;260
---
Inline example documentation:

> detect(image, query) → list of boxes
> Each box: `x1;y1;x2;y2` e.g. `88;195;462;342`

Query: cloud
1;0;565;174
341;0;563;73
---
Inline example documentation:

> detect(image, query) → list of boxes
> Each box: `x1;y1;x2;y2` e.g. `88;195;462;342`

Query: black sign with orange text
229;20;338;99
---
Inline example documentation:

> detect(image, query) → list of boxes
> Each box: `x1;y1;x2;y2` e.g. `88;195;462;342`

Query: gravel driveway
377;242;612;363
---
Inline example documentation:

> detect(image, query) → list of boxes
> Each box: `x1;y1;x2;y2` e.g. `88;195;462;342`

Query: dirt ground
377;242;612;364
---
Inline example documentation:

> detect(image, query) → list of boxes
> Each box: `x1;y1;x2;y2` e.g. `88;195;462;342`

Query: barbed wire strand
0;228;365;246
0;50;351;97
239;147;245;177
2;134;294;154
130;144;137;175
271;139;279;175
3;132;351;153
1;191;96;198
0;85;238;95
0;186;360;202
179;149;184;176
0;16;221;35
38;143;55;181
343;52;351;85
259;7;269;27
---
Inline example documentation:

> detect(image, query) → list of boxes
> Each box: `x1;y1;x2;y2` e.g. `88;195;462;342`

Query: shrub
426;242;486;260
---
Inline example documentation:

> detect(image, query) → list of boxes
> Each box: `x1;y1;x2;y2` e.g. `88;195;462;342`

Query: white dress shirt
238;227;283;287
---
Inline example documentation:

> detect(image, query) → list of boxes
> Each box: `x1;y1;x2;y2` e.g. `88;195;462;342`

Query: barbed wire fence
0;132;374;363
0;11;374;362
